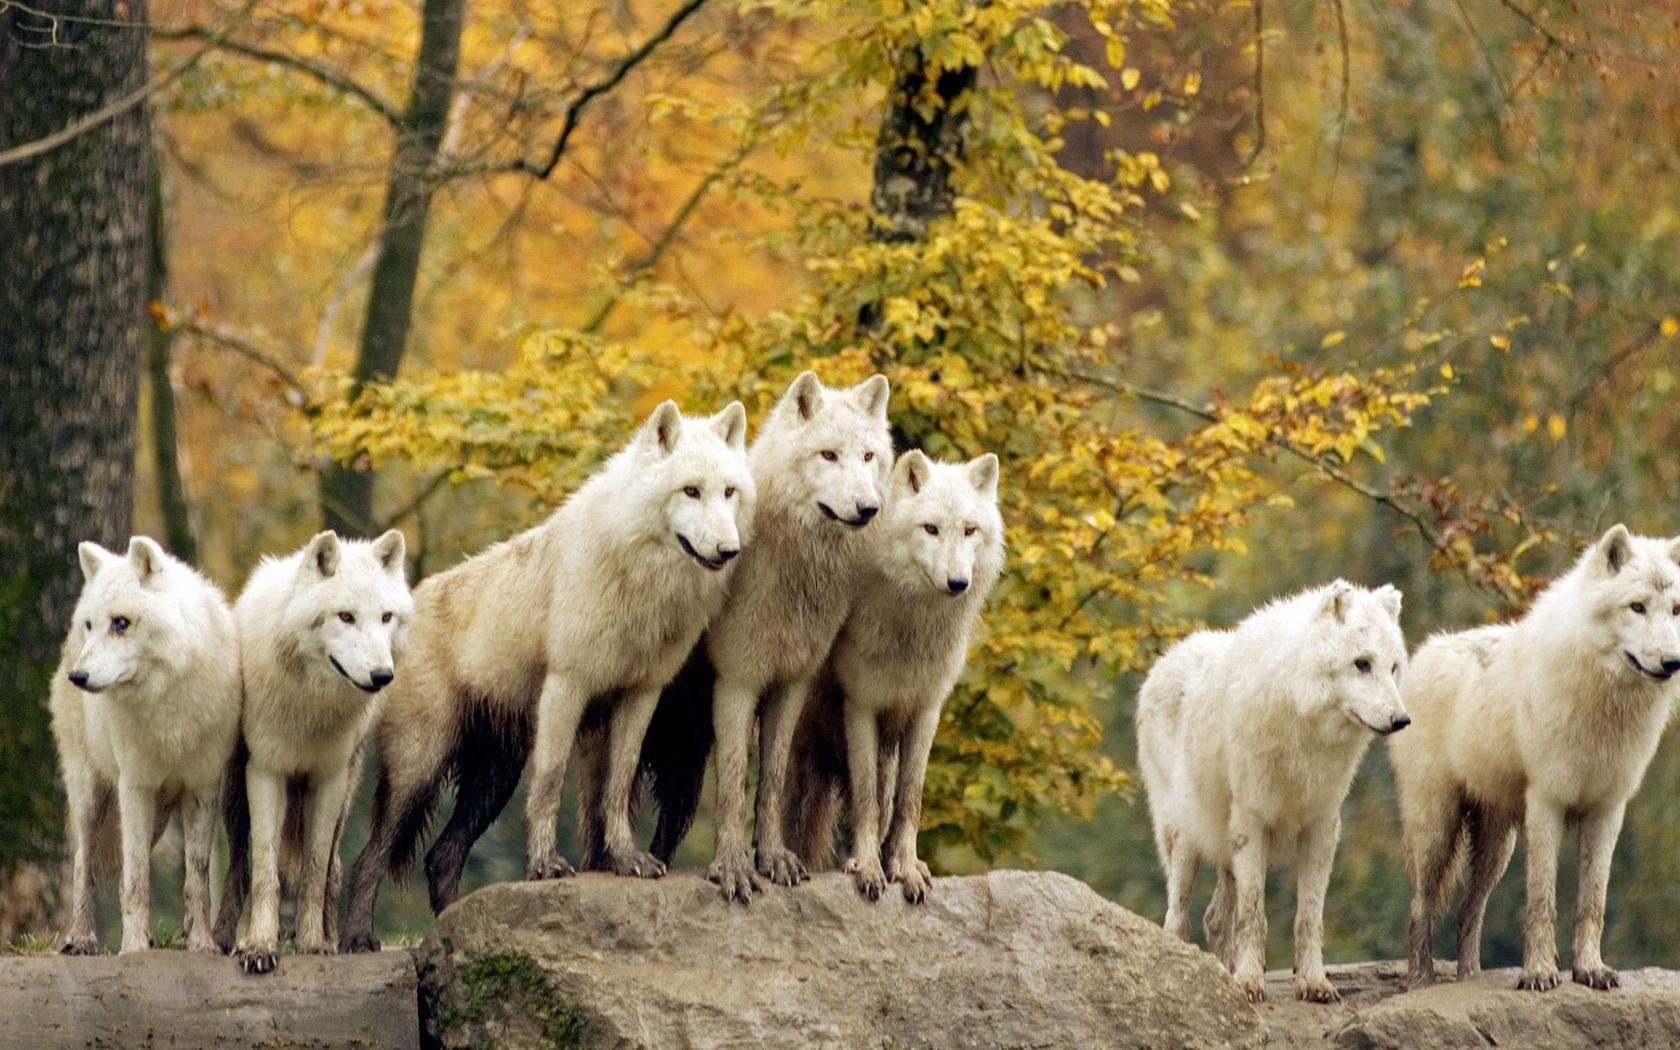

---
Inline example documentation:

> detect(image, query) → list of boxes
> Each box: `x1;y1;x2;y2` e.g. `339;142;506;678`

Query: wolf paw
295;935;336;956
1237;973;1267;1004
756;847;808;887
1455;960;1481;980
887;857;932;903
606;849;667;879
340;930;381;954
60;935;100;956
1573;966;1620;990
1516;966;1563;991
525;854;576;881
1296;976;1340;1003
235;943;279;976
844;855;888;902
707;851;761;903
1407;967;1438;991
185;934;219;955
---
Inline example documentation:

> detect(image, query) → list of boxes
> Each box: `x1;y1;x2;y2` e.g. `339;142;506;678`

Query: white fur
1136;580;1409;1003
1390;524;1680;993
832;450;1004;903
231;528;413;973
703;372;894;901
50;537;240;955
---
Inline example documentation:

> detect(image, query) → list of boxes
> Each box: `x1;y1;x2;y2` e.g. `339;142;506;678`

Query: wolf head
289;530;413;693
634;400;756;571
877;450;1005;598
1572;524;1680;684
1306;581;1411;735
68;537;196;694
755;371;894;529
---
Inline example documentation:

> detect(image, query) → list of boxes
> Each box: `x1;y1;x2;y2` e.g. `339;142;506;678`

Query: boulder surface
417;869;1264;1050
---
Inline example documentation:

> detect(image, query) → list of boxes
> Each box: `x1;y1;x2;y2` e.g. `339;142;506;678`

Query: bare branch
376;469;454;531
175;318;306;398
1240;0;1266;169
1326;0;1350;202
151;24;403;125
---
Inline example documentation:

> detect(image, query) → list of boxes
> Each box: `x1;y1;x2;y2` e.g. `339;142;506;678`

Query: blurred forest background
3;0;1678;969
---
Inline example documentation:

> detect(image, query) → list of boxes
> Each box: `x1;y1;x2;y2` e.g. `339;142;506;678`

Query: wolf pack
45;370;1680;1008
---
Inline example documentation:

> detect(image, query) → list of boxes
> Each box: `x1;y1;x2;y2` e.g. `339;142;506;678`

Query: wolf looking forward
1136;581;1410;1003
784;451;1004;903
215;529;412;974
1390;524;1680;993
51;538;241;955
340;401;753;952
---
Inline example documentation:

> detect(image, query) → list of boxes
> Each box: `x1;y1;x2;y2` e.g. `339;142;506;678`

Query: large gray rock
0;949;419;1049
417;869;1263;1050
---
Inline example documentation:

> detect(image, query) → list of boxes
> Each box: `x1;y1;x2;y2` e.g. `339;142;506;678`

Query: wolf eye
923;524;939;536
820;450;838;462
110;617;130;634
724;487;736;499
1632;602;1647;614
85;620;92;631
381;612;393;624
963;526;978;537
683;486;701;499
863;451;875;462
1354;658;1372;673
339;612;355;624
1392;662;1400;675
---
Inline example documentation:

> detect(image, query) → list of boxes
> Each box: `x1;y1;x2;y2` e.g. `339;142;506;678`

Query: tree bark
0;1;150;940
147;136;198;563
319;0;467;537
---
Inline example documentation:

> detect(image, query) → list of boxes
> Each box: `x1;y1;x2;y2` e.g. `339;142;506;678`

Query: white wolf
1390;524;1680;993
1136;581;1410;1003
692;371;894;903
218;528;412;974
340;400;754;951
783;450;1004;903
50;537;241;955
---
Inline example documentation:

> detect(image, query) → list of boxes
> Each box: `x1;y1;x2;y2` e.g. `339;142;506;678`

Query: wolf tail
641;645;716;864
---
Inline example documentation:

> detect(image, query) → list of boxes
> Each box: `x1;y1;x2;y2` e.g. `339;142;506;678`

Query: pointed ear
127;537;166;583
1667;535;1680;567
1319;580;1354;623
784;371;822;423
853;374;890;420
78;541;115;581
370;529;406;576
712;401;748;453
304;531;342;578
1596;523;1633;575
1374;583;1403;622
967;453;999;498
639;400;683;457
895;449;931;495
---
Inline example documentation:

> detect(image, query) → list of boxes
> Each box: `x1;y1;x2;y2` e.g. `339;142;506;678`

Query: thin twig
1326;0;1350;204
1240;0;1266;169
376;469;454;531
151;24;404;125
176;319;305;397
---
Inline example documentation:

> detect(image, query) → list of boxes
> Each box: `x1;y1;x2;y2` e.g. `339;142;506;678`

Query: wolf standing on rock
1136;580;1410;1004
217;529;412;974
340;400;755;951
51;538;241;956
1391;524;1680;994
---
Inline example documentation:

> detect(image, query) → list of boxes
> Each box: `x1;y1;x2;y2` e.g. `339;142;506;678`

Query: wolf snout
1388;713;1412;733
370;668;395;690
1663;657;1680;677
856;504;879;523
946;577;970;595
718;547;740;563
68;669;91;689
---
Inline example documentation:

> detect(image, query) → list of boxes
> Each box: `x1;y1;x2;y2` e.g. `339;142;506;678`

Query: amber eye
963;526;977;537
381;612;393;624
923;524;939;536
85;620;92;631
339;612;355;624
1354;658;1372;673
1632;602;1647;614
724;487;736;498
683;486;701;499
863;451;875;462
820;450;838;462
111;617;130;634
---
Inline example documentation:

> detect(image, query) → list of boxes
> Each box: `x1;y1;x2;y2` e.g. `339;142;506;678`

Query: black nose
718;548;740;563
947;578;969;594
370;669;394;689
68;670;90;688
1390;714;1412;732
1663;658;1680;676
856;505;879;522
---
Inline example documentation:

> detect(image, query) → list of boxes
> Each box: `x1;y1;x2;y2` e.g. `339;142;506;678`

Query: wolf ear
895;449;931;494
1374;583;1403;622
127;537;166;583
1596;523;1633;575
785;371;822;423
712;400;748;453
304;531;342;578
370;529;406;576
1318;580;1354;623
640;400;684;457
967;453;999;498
78;541;115;581
854;374;890;420
1667;535;1680;567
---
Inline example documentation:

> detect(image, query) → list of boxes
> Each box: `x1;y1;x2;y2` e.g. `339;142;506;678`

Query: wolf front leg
116;778;157;955
1229;811;1269;1003
842;700;887;901
707;675;762;902
755;676;815;887
524;673;590;880
600;686;667;878
293;765;352;953
1517;789;1565;991
883;704;939;903
236;764;285;974
179;781;219;953
1292;815;1341;1003
1571;799;1628;990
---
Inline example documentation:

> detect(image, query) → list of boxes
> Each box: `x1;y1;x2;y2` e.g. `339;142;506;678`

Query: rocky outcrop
417;869;1265;1050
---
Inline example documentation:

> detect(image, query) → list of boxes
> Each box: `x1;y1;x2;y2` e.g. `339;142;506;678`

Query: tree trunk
319;0;467;537
148;136;198;563
0;1;150;940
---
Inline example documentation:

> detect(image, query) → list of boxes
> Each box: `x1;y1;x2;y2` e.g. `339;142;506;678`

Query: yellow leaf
1661;316;1679;338
1546;413;1567;441
1439;363;1454;379
1120;68;1141;91
1320;330;1345;349
1184;71;1201;96
1489;334;1509;350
